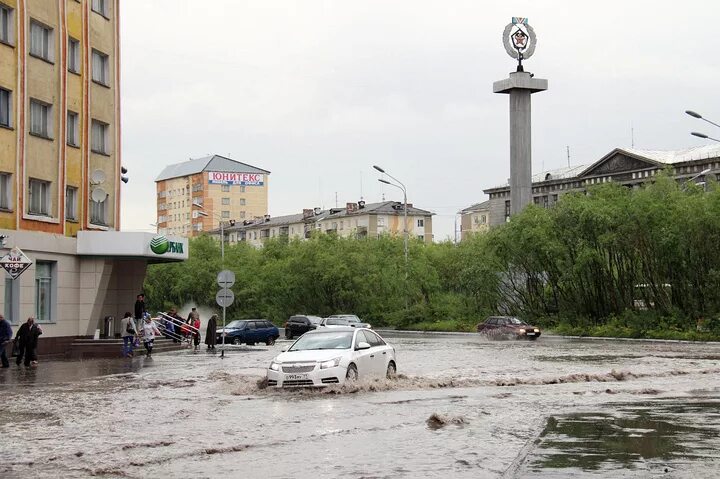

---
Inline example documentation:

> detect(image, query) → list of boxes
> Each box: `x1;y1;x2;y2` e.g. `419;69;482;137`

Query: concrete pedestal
493;72;548;216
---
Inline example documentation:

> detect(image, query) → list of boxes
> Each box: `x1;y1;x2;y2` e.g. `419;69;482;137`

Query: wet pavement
1;333;719;478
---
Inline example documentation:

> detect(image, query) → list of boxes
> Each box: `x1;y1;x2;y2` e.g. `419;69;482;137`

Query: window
90;198;107;225
504;200;511;222
239;198;246;205
0;4;13;45
221;210;230;218
67;111;78;146
221;197;230;205
30;99;52;138
28;179;50;216
91;0;108;17
68;37;80;73
29;20;53;61
65;186;77;220
0;172;10;210
91;119;108;153
221;184;230;192
417;219;424;227
0;87;9;127
4;275;18;324
35;262;53;322
91;49;109;85
377;217;385;227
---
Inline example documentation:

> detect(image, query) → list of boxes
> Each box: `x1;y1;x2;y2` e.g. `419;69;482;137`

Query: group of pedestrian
0;314;43;368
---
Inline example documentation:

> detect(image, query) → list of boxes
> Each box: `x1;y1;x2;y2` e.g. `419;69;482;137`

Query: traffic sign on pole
216;288;235;308
217;269;235;288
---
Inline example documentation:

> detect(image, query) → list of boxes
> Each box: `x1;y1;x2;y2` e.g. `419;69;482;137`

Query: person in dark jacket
15;317;42;367
205;314;218;350
0;314;12;368
134;294;146;320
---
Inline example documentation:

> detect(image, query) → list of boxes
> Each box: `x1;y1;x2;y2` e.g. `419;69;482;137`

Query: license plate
526;332;536;336
285;374;308;380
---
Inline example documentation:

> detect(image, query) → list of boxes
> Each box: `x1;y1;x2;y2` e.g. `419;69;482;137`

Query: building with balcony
155;155;270;237
219;200;434;247
0;1;187;358
461;145;720;234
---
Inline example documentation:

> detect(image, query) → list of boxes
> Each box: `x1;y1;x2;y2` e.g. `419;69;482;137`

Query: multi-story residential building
0;1;187;357
462;145;720;233
459;200;490;241
155;155;270;237
220;200;434;247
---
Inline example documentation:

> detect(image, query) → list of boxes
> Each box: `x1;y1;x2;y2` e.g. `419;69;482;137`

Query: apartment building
0;1;187;357
461;144;720;233
221;200;434;247
155;155;270;237
459;200;490;240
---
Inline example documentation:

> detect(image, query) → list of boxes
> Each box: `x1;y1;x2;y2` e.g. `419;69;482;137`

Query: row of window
0;88;110;153
4;260;54;324
0;173;107;223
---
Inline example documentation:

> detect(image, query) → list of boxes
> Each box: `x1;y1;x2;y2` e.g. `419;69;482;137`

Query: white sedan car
267;327;396;387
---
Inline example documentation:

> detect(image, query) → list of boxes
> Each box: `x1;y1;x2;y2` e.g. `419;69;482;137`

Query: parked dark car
324;314;372;329
284;315;322;339
216;319;279;346
477;316;541;340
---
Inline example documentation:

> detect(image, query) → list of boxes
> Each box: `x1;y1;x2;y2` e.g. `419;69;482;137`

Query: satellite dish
91;188;107;203
91;170;106;184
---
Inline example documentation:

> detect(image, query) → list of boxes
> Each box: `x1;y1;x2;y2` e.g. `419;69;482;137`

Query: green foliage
144;176;720;340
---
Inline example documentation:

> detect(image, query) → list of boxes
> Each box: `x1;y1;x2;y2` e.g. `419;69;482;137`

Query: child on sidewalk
141;314;162;357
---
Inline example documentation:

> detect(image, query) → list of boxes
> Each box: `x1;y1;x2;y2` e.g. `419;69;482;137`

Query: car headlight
519;328;526;333
269;361;281;371
534;328;539;332
319;357;341;369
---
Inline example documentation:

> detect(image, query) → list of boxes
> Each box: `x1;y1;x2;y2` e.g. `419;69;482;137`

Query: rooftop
155;155;270;182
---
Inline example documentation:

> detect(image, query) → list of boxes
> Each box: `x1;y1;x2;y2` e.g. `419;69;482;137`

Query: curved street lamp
374;166;408;267
686;110;720;142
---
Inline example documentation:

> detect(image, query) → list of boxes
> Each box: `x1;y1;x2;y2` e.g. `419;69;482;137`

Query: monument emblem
502;17;537;72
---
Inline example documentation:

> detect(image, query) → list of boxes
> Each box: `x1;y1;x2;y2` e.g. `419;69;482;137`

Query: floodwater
1;333;719;478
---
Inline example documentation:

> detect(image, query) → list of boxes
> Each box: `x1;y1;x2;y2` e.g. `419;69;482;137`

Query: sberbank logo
150;235;183;255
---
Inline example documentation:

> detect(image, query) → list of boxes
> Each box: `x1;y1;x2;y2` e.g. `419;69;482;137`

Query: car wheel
266;336;276;346
285;329;293;340
386;361;397;379
232;337;241;345
346;363;358;382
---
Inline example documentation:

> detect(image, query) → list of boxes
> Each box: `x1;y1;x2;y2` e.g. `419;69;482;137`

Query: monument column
493;18;548;216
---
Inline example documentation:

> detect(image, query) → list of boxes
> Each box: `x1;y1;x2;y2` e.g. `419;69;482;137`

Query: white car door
352;331;375;378
359;330;387;377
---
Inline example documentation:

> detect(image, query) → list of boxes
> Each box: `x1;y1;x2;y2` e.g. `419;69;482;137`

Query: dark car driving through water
284;315;323;339
477;316;541;340
216;319;279;346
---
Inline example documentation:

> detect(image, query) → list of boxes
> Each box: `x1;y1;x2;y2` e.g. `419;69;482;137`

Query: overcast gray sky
120;0;720;240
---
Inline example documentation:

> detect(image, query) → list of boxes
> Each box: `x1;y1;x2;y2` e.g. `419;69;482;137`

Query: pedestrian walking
134;294;146;321
192;312;201;350
120;312;137;358
205;314;218;350
15;317;42;367
140;314;161;357
0;314;12;368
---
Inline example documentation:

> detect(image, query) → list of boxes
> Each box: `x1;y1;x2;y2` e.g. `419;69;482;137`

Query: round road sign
216;288;235;308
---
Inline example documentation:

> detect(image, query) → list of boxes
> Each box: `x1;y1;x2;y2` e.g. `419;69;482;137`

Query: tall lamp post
373;165;408;266
193;202;234;357
686;110;720;143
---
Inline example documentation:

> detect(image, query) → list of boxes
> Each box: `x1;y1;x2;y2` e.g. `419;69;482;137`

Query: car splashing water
1;333;720;478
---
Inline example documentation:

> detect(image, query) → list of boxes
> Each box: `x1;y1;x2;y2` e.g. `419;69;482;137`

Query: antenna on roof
360;171;364;200
631;121;635;148
335;192;338;208
566;146;570;167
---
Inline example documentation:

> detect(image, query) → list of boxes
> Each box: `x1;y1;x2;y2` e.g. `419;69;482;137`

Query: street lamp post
373;165;408;267
193;202;232;357
686;110;720;142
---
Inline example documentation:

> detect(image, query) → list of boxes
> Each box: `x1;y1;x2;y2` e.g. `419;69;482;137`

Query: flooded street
1;333;719;478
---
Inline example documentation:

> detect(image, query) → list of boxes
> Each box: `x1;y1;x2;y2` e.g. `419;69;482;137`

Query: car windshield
289;331;354;351
507;318;528;325
224;320;246;329
325;318;349;325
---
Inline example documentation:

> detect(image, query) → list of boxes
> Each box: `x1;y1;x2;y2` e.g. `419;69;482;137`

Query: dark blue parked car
217;319;279;346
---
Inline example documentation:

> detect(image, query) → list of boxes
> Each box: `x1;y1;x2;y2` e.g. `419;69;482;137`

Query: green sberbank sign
150;235;184;255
